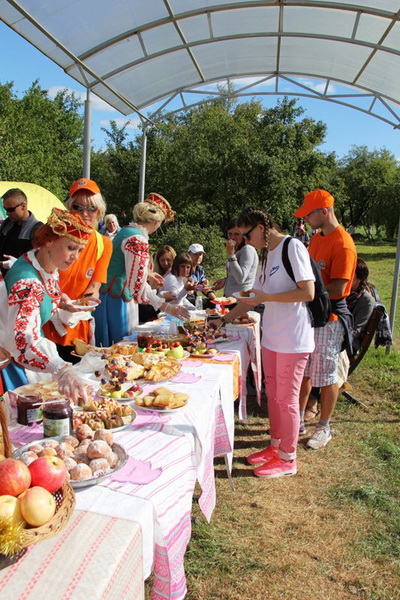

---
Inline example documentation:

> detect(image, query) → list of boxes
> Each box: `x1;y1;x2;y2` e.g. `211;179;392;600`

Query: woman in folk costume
43;178;112;363
0;209;92;401
95;193;190;346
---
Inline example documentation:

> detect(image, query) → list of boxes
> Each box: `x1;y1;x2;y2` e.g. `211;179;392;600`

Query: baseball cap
188;243;205;254
69;178;101;197
294;189;334;218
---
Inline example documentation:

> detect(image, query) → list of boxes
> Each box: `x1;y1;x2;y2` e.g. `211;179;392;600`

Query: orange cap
294;189;334;218
69;178;100;197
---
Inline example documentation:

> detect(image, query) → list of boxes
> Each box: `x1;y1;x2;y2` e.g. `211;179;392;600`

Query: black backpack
282;237;332;328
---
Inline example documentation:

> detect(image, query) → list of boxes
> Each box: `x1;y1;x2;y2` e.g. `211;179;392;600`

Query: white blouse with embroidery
1;250;67;374
122;223;164;311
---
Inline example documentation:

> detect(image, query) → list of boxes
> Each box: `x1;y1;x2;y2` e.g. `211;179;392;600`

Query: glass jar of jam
137;331;154;349
16;394;43;426
43;399;73;437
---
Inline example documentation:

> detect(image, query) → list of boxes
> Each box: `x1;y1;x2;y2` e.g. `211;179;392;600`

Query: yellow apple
166;345;184;359
19;486;56;527
0;494;25;525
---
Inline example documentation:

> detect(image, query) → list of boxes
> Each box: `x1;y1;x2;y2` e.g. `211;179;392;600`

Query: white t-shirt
254;236;315;353
161;273;194;308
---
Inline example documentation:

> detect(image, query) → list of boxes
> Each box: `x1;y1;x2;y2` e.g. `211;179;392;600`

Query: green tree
115;97;338;231
0;81;84;199
339;146;400;237
91;120;141;221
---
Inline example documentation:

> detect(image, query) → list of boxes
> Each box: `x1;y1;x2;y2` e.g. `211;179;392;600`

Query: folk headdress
145;193;175;222
47;208;93;245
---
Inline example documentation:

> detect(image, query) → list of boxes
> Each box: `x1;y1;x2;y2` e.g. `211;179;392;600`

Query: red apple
19;486;56;527
0;458;31;497
0;494;25;525
28;456;67;493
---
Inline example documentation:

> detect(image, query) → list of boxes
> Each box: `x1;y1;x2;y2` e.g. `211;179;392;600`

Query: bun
70;463;92;481
20;451;38;465
89;458;110;474
93;429;114;446
63;457;77;471
75;424;94;441
87;440;111;460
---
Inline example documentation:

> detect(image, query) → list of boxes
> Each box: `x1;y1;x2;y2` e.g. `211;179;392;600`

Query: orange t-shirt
43;232;112;345
308;225;357;321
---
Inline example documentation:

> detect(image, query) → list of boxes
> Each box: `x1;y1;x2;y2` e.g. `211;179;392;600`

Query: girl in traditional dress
95;193;190;346
0;209;92;400
43;178;112;363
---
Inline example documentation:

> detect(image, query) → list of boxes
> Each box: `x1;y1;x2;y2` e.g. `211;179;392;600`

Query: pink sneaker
247;445;278;466
253;455;297;478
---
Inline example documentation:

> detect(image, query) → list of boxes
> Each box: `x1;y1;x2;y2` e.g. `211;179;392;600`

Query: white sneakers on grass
307;425;332;450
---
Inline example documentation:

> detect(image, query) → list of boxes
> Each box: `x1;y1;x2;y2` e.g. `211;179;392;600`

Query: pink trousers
262;347;309;460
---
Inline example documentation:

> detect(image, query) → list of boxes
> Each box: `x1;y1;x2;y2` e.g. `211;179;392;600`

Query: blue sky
1;20;399;160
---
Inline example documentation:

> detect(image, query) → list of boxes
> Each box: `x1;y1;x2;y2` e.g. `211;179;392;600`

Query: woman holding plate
212;206;315;480
43;178;112;363
0;209;93;401
94;193;190;346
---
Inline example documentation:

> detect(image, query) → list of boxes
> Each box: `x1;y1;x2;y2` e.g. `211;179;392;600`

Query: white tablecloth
218;311;262;420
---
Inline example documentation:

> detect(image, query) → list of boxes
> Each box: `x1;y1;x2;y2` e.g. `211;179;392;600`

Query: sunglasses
305;208;322;218
242;223;258;241
4;201;24;213
72;203;98;213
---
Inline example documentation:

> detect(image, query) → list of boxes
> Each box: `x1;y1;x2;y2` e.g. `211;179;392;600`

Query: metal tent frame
1;0;399;340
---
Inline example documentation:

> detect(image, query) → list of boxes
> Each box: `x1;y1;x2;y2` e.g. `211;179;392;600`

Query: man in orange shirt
294;189;357;449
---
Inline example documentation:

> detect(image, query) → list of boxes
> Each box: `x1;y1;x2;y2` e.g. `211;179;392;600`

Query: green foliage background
0;81;399;245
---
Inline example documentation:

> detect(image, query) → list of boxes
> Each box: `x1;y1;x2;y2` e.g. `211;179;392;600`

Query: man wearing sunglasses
0;188;42;277
294;189;356;450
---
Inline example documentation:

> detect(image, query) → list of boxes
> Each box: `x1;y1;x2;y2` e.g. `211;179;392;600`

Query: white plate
232;291;256;299
189;350;220;358
134;401;187;414
96;384;143;403
70;299;98;311
13;437;128;489
73;410;136;431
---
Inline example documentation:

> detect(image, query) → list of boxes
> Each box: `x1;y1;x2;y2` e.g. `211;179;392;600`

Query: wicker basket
0;398;76;551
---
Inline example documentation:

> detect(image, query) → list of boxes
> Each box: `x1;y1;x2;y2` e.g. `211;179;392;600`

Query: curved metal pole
138;126;147;202
83;88;92;178
387;212;400;353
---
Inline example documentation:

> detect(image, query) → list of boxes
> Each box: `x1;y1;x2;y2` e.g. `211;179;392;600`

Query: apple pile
0;455;67;529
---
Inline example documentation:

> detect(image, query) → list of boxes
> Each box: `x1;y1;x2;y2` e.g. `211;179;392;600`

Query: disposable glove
55;365;88;403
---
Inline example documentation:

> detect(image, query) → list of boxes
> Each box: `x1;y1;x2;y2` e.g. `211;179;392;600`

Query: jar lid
17;394;42;405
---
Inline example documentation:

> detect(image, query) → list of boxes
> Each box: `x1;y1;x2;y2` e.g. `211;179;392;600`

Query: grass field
146;241;400;600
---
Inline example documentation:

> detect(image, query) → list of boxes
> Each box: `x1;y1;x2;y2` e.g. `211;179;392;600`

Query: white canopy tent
0;0;399;339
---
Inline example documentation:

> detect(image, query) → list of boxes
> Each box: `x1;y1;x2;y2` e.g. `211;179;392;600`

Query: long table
4;352;241;600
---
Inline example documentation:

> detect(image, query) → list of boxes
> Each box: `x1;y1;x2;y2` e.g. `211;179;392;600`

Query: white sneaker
307;426;332;450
